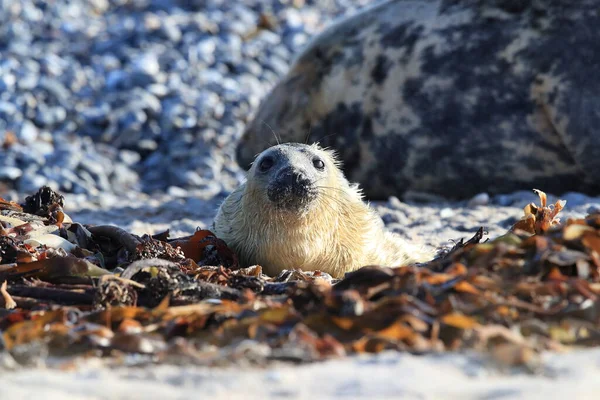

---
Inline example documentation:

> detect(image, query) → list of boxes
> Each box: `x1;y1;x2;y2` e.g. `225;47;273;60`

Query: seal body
213;143;430;278
237;0;600;199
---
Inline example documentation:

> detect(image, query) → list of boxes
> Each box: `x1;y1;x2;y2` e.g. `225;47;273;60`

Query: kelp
0;187;599;368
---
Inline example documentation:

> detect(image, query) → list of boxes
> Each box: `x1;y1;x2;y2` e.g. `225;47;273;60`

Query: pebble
0;0;407;202
132;53;160;76
493;191;538;207
18;120;38;144
387;196;404;210
440;208;455;219
18;174;48;193
588;205;600;214
561;192;592;207
119;150;142;166
167;186;189;198
467;192;490;207
0;166;22;180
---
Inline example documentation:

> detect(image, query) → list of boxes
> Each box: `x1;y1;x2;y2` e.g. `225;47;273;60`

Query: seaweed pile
1;187;599;368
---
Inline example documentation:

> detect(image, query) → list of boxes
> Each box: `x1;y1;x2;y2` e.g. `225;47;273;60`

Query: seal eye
258;156;274;172
313;158;325;170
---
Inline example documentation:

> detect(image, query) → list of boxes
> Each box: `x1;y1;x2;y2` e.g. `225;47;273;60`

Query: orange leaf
169;230;213;262
118;318;143;334
441;313;478;329
582;233;600;254
454;281;481;295
424;273;454;285
376;321;415;340
546;267;568;282
331;316;354;330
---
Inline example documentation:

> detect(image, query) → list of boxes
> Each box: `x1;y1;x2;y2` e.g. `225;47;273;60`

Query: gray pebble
467;192;490;207
440;208;455;219
139;139;159;152
0;166;22;180
18;174;48;193
167;186;189;197
18;120;38;144
562;192;592;207
105;70;128;90
588;205;600;214
119;150;141;166
132;53;160;76
0;0;407;200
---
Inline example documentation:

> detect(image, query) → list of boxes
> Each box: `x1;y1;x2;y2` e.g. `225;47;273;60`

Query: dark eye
313;158;325;170
258;156;274;171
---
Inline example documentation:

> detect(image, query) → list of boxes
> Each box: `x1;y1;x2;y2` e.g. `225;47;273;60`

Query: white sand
3;349;600;400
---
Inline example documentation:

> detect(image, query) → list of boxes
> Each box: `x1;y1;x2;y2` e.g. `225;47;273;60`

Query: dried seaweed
21;186;65;219
1;187;600;369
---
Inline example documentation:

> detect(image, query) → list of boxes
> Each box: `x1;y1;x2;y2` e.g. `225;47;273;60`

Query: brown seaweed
0;187;599;369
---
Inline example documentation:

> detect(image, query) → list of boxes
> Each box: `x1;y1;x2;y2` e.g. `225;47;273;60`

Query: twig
7;285;95;305
99;274;146;289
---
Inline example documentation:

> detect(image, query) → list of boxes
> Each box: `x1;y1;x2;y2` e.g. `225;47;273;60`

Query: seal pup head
245;143;342;215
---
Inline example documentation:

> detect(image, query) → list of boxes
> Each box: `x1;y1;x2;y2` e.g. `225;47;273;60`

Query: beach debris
0;187;599;368
0;281;16;309
512;189;566;234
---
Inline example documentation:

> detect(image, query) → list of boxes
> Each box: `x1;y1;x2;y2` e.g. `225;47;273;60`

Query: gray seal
213;143;431;278
237;0;600;199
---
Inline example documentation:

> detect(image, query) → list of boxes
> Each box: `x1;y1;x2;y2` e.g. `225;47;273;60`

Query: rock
440;208;454;219
562;192;592;207
167;186;188;197
588;204;600;214
18;120;38;144
0;0;376;199
18;174;48;193
119;150;141;166
132;53;160;76
0;167;22;180
468;193;490;207
105;70;129;90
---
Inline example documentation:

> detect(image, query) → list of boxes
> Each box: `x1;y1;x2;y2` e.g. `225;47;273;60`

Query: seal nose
280;169;310;193
268;167;313;205
281;170;310;191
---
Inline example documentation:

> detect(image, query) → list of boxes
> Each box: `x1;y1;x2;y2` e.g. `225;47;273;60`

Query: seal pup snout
267;167;316;209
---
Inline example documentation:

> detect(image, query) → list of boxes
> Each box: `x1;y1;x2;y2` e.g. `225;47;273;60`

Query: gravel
0;0;373;203
2;1;600;395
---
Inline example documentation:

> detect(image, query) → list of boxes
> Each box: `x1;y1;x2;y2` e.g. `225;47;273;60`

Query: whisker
315;132;338;146
261;120;280;145
303;122;313;144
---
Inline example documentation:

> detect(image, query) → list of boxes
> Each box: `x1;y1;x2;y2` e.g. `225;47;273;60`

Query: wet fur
213;143;431;278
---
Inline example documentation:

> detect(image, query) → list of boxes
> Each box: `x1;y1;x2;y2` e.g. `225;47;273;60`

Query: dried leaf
563;224;594;241
1;280;16;309
454;281;481;295
511;189;566;235
0;257;110;281
375;321;415;341
441;313;478;329
582;233;600;254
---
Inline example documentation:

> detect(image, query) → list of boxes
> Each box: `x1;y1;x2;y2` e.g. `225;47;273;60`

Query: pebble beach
2;1;600;398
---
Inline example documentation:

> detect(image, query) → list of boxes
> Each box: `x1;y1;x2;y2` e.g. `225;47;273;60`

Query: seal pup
213;143;431;278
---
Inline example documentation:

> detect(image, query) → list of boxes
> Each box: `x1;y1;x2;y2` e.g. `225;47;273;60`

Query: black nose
268;168;313;205
280;170;311;192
